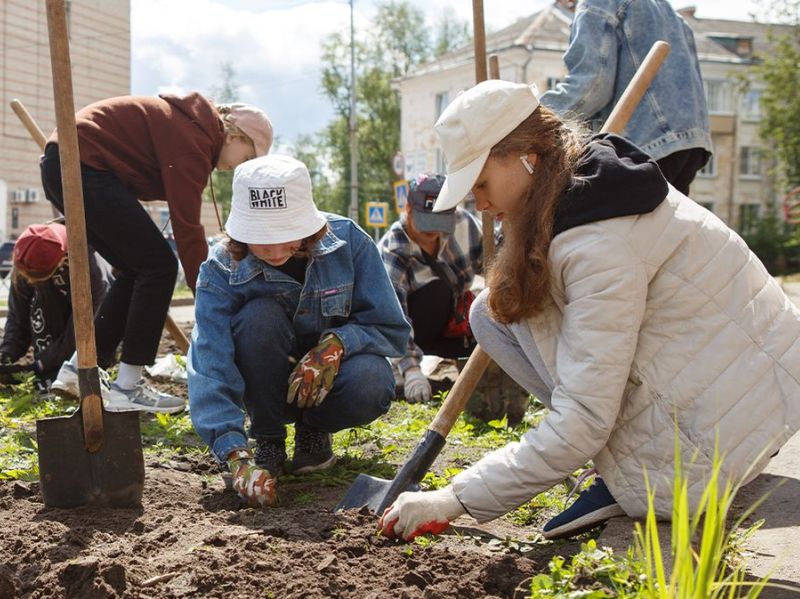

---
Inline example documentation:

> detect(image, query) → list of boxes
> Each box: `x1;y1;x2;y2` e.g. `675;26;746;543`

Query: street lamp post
348;0;359;223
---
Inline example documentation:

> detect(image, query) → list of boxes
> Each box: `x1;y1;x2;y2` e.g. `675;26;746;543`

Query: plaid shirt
378;208;483;373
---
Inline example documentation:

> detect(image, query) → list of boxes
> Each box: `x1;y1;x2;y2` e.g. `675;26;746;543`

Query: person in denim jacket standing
188;154;410;508
540;0;712;194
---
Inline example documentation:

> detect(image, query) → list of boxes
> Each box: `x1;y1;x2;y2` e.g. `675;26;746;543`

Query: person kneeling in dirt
0;223;113;391
378;80;800;542
378;174;482;403
188;155;410;507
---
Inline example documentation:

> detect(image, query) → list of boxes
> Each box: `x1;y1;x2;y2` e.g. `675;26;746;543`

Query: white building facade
395;4;787;231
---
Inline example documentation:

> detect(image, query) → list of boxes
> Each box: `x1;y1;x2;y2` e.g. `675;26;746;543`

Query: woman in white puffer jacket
378;79;800;542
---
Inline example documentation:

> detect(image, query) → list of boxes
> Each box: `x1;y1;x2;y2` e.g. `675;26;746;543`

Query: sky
130;0;773;146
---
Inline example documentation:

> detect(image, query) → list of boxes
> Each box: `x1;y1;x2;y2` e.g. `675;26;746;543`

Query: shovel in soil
336;39;672;515
337;347;492;514
36;0;144;509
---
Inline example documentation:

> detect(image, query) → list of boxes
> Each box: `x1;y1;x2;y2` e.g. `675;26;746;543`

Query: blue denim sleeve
187;262;249;463
326;228;411;358
539;2;619;121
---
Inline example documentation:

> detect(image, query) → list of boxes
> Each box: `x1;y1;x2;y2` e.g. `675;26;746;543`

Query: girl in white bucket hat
188;154;410;508
379;79;800;542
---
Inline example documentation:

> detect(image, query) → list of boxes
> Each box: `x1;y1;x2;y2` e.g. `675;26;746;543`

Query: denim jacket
539;0;712;161
187;213;410;462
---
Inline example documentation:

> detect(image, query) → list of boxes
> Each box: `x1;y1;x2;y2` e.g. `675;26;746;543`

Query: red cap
13;223;68;278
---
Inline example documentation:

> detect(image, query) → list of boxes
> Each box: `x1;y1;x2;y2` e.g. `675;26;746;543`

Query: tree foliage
203;61;240;225
311;1;469;227
754;1;800;189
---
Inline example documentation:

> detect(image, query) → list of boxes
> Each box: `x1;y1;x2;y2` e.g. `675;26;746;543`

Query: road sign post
393;180;409;213
392;152;405;178
365;201;389;241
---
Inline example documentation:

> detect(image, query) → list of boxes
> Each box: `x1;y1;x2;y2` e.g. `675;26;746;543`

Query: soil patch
0;452;583;598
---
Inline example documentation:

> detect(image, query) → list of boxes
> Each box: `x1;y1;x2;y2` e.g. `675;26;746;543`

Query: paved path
737;280;800;594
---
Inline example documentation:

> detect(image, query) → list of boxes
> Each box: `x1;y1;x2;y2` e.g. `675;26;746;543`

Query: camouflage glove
227;450;278;508
287;333;344;409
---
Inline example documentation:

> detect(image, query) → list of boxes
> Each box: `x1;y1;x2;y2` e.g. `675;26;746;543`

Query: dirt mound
0;453;575;598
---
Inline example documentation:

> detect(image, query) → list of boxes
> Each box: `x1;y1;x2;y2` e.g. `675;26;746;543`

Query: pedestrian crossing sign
365;201;389;227
393;179;409;212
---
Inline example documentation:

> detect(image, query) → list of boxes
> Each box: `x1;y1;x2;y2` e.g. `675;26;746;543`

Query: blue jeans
232;296;394;441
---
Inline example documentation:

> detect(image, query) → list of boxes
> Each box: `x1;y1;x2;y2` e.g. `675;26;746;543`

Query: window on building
739;147;762;178
11;208;19;230
435;92;449;121
740;89;762;121
738;203;761;233
704;80;734;114
699;202;714;213
698;153;717;177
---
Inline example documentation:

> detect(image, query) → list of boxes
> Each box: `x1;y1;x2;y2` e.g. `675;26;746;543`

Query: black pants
40;144;178;365
407;278;476;359
656;147;711;196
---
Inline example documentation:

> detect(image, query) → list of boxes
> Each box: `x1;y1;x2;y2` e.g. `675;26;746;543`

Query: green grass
0;379;775;596
172;283;194;300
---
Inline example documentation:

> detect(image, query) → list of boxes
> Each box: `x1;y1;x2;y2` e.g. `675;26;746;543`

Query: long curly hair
486;106;588;324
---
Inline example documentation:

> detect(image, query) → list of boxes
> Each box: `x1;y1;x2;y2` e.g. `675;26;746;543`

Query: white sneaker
50;362;111;399
106;379;185;414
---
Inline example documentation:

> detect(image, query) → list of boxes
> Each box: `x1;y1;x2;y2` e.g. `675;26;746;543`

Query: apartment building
394;3;790;231
0;0;219;244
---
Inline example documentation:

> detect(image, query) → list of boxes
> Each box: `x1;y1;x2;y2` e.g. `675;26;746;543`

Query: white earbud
520;155;535;175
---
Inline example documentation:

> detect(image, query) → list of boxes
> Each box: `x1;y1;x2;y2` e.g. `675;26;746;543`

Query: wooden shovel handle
164;316;190;355
10;99;48;149
428;41;673;439
46;0;103;451
9;98;191;356
430;346;492;437
600;41;671;134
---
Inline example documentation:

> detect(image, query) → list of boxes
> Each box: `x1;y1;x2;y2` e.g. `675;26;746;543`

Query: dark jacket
48;92;224;290
0;253;113;374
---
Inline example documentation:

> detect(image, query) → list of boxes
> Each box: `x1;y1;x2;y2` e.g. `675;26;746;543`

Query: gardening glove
287;333;344;409
227;450;278;508
403;367;432;403
379;486;466;541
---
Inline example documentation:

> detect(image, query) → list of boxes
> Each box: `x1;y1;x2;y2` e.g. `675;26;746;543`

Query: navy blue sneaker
542;477;625;540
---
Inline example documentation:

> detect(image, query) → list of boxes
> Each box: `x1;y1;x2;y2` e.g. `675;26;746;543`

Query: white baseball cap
433;80;540;212
226;154;327;244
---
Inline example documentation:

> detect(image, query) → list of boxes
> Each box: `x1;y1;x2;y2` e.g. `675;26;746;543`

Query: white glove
379;486;465;541
403;367;432;403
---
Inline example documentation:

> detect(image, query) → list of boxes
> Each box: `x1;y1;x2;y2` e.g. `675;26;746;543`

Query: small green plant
527;539;648;596
412;534;441;549
292;490;319;505
141;412;201;452
633;442;772;599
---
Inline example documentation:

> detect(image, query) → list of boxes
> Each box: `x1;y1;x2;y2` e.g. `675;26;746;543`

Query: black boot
254;438;287;476
289;424;336;474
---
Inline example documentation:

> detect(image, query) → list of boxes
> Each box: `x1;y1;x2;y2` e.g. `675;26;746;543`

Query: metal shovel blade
36;408;144;508
335;473;421;514
335;429;444;514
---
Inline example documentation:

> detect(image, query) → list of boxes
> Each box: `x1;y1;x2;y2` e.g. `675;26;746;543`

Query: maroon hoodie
48;92;224;291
